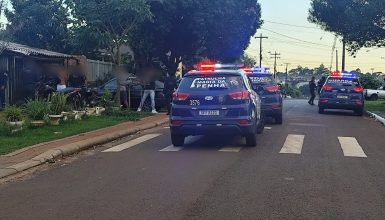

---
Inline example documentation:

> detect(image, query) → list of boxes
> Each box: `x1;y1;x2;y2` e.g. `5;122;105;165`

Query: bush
48;93;68;115
4;106;23;122
24;98;50;120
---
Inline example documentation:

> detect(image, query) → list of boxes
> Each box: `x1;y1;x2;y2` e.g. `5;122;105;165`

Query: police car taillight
322;85;333;91
173;92;189;101
229;91;250;100
353;86;364;93
265;85;280;92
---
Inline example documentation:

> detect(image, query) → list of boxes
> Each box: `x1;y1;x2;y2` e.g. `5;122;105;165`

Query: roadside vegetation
0;110;152;155
365;101;385;115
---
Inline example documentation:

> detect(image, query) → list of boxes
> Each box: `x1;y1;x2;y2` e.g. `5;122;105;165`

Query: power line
262;28;333;47
264;20;320;30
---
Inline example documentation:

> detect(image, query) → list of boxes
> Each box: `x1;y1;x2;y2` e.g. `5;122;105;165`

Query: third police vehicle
318;71;365;116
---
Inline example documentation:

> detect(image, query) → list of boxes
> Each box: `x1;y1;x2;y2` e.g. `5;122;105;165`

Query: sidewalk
0;113;169;178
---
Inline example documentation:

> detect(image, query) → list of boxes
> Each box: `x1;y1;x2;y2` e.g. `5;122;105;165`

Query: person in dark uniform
308;76;317;105
68;67;86;88
163;73;178;115
0;70;8;109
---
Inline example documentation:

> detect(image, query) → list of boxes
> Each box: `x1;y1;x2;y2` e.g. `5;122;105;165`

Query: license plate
199;110;220;116
337;95;349;99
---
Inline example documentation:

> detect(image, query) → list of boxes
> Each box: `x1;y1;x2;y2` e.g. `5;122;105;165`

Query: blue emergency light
251;66;272;75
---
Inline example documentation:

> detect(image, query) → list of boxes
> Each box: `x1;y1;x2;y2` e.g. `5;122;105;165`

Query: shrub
4;106;23;122
48;93;68;115
24;98;49;120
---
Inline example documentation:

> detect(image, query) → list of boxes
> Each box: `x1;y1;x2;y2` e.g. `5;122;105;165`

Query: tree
240;54;257;67
0;0;8;54
309;0;385;59
5;0;71;52
69;0;153;65
130;0;262;70
359;73;382;90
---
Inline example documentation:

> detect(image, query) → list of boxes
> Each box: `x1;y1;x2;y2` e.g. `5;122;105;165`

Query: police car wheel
355;108;364;116
171;134;185;146
318;108;325;114
275;114;283;124
245;134;257;147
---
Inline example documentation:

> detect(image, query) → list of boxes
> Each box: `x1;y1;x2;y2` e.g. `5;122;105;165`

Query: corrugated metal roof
0;40;75;58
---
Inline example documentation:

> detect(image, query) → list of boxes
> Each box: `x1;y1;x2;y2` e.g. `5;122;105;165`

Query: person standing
137;77;157;114
308;76;317;105
118;69;130;109
163;73;178;115
0;70;8;109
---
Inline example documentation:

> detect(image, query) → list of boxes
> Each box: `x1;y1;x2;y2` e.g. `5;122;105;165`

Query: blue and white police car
169;63;264;147
244;66;283;124
319;71;365;116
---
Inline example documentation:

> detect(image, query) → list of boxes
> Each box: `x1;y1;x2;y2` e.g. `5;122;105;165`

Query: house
0;41;114;106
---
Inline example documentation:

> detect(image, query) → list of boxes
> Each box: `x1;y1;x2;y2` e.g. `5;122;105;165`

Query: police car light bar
251;66;271;75
330;71;357;79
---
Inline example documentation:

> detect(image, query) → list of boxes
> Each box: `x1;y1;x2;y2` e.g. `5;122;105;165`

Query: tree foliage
5;0;71;52
131;0;262;67
68;0;153;64
309;0;385;54
359;73;382;89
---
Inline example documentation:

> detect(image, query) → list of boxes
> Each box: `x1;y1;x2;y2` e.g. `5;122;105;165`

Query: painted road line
159;145;184;152
264;127;272;130
338;137;367;158
103;134;161;152
279;134;305;154
219;147;243;153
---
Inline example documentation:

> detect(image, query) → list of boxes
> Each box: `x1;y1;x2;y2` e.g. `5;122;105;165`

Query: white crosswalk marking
338;137;367;158
264;127;272;130
103;134;161;152
159;145;184;152
280;134;305;154
219;147;243;153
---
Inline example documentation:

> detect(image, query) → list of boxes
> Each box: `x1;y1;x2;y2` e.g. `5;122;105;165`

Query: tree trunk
114;44;121;106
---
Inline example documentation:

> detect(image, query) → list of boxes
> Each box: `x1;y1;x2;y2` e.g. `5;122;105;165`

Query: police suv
244;66;283;124
169;64;264;147
319;71;365;116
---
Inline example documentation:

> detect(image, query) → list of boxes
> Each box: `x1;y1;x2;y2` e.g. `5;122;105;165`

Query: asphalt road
1;99;385;220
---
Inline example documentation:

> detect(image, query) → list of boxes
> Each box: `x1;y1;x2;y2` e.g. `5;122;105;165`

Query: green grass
0;111;152;155
365;101;385;114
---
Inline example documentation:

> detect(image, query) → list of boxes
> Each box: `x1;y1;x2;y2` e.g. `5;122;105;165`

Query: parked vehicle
94;78;166;111
319;71;365;116
364;86;385;100
244;67;283;124
170;64;264;147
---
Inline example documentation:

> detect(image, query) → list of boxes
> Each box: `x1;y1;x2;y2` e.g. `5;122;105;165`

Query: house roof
0;41;76;58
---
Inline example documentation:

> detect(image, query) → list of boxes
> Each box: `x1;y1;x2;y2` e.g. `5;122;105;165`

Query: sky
245;0;385;73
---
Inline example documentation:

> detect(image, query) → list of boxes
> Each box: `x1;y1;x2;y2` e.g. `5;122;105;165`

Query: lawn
0;111;152;155
365;101;385;114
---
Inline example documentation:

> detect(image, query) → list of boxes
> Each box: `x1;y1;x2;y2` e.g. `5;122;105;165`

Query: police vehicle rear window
325;77;360;87
248;75;274;85
178;76;245;91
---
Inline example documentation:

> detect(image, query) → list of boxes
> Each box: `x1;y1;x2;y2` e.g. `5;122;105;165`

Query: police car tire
318;108;325;114
275;114;283;124
355;108;364;116
171;134;185;146
245;134;257;147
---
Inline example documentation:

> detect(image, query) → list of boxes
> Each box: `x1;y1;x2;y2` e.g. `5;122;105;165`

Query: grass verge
365;101;385;114
0;111;152;155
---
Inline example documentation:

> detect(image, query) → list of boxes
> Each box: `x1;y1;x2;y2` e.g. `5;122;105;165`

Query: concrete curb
366;110;385;126
0;117;169;179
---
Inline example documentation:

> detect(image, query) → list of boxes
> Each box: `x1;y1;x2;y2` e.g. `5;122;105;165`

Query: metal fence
85;59;114;83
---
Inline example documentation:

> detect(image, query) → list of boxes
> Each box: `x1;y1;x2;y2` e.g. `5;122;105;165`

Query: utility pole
336;50;339;72
270;51;281;78
255;33;268;67
284;63;290;85
342;38;346;71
